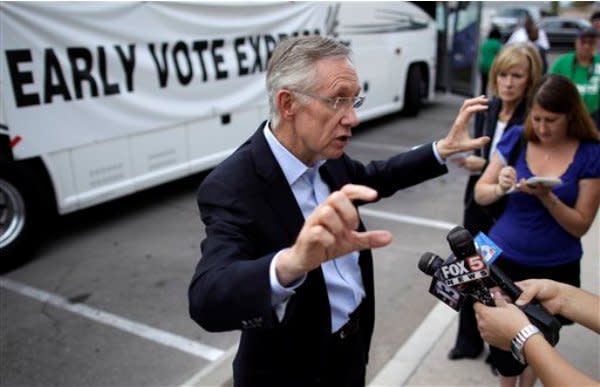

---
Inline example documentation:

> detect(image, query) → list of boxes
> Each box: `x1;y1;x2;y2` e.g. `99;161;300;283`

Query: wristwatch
511;324;541;365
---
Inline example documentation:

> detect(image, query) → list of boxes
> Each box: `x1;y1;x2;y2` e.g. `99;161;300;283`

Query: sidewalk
369;214;600;387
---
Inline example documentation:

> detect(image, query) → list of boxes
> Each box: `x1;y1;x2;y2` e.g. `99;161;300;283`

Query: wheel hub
0;178;26;249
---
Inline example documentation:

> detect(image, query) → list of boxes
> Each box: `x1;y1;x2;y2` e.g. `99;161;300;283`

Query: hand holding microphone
475;280;600;387
513;279;564;315
447;226;561;346
418;226;561;347
474;290;532;351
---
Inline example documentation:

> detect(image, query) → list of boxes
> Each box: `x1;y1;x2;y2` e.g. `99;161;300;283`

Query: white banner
0;2;332;157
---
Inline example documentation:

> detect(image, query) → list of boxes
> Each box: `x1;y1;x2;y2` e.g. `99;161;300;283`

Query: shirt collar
263;122;325;185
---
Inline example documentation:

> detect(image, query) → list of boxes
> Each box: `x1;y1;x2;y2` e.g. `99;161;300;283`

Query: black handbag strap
507;133;525;167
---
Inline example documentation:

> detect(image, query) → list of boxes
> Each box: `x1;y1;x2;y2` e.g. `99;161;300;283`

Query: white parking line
179;344;238;387
0;277;224;361
2;211;458;387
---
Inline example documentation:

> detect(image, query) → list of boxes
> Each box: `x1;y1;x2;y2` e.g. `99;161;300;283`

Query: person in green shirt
592;11;600;55
549;27;600;130
479;27;503;95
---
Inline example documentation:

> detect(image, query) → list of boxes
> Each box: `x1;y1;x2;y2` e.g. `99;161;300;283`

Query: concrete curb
368;303;455;386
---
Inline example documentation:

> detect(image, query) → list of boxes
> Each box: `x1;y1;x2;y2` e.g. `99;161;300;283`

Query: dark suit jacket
463;97;527;234
188;122;447;386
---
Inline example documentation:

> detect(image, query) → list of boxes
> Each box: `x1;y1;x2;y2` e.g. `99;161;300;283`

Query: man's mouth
334;135;351;145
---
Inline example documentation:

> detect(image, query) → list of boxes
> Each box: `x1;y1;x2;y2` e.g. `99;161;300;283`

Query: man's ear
276;89;297;121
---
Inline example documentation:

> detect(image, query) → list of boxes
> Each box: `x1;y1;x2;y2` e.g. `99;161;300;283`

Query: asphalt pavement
369;214;600;387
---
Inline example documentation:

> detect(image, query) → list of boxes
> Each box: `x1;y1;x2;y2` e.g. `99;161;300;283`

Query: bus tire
402;65;422;117
0;162;45;272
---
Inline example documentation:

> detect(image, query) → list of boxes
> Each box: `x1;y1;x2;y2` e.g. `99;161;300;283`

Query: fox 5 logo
440;256;486;280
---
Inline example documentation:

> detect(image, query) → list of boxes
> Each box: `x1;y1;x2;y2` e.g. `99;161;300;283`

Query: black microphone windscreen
446;226;477;259
418;252;444;276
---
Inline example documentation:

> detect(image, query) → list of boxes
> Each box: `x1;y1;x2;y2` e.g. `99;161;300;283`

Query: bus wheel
0;163;43;272
402;65;423;117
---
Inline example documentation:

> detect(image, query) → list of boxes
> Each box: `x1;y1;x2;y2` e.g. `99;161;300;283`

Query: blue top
489;126;600;267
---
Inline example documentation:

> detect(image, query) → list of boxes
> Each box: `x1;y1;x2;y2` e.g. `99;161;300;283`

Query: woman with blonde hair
474;74;600;387
448;42;543;361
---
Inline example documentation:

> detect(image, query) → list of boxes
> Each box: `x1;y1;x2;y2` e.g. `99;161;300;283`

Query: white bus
0;1;437;270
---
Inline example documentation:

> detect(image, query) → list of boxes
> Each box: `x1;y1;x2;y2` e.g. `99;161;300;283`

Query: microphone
445;226;561;346
441;226;496;306
418;252;489;309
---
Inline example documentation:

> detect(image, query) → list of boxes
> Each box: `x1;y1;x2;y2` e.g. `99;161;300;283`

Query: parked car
538;17;593;49
491;7;542;42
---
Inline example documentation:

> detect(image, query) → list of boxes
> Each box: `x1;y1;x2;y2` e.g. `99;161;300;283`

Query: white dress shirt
263;122;445;332
263;123;364;332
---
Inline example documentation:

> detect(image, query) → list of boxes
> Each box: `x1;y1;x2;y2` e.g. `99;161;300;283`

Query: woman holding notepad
474;74;600;387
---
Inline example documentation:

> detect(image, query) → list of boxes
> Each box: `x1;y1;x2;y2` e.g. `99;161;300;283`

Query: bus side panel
43;152;77;213
70;138;135;209
130;124;188;193
337;2;437;119
351;32;406;115
187;107;262;175
47;106;263;214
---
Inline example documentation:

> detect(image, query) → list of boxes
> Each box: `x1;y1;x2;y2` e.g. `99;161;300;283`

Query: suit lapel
250;127;351;240
251;123;331;325
319;159;348;191
322;157;374;312
251;134;374;328
250;123;305;243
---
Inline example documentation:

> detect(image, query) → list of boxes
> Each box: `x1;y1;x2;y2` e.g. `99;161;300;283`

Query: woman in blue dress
474;74;600;387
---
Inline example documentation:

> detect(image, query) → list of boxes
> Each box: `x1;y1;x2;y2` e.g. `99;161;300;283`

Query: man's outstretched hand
436;96;491;159
276;184;392;286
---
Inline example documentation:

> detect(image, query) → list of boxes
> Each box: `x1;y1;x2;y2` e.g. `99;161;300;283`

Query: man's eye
335;97;351;107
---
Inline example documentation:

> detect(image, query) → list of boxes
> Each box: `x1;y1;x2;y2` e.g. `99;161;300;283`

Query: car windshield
540;18;591;28
498;9;528;18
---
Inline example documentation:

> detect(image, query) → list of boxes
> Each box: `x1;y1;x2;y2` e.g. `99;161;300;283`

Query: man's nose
342;106;360;127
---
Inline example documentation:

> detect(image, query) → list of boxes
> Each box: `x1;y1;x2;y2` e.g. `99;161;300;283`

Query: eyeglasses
291;90;365;111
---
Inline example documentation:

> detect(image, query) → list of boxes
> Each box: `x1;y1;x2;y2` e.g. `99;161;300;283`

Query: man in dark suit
188;35;489;387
